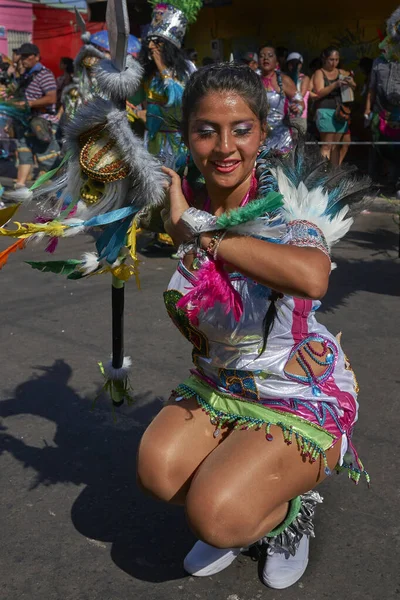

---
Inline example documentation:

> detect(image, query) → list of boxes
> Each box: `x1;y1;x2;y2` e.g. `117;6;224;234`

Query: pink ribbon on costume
177;259;243;325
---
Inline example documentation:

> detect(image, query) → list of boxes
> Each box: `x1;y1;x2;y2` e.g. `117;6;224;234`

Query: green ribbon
29;150;73;191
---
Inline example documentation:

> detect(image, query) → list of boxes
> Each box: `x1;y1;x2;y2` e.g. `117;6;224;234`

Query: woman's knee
185;490;263;549
136;433;183;503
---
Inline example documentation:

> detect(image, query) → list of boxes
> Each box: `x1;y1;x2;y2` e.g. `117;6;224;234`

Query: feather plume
148;0;202;23
275;168;353;247
261;138;374;223
80;251;101;275
216;192;283;229
177;259;243;325
0;239;25;269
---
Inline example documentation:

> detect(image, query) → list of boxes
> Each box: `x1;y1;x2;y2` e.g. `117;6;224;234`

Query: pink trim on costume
319;378;357;432
291;298;313;343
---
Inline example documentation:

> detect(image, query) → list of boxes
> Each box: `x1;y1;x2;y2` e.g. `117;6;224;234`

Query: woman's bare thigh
137;396;231;503
185;425;341;546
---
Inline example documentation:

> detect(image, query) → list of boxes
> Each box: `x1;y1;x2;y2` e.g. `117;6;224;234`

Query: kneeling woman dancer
137;64;369;590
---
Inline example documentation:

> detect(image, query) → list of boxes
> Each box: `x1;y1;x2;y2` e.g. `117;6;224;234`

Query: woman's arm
161;167;331;300
282;74;304;114
281;73;298;100
313;69;340;99
365;89;374;115
199;231;330;299
300;75;310;97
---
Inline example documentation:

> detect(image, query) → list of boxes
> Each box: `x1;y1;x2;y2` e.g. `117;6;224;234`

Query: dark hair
181;63;268;141
321;46;340;62
286;59;301;85
309;56;322;72
259;43;276;55
276;46;288;59
202;56;214;66
60;57;74;74
359;56;373;75
139;37;189;81
185;48;198;62
182;64;277;350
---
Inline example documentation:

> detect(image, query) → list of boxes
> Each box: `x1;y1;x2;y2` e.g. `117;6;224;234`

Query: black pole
112;275;125;369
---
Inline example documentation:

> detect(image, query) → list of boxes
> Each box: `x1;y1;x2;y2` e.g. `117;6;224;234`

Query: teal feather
216;192;283;229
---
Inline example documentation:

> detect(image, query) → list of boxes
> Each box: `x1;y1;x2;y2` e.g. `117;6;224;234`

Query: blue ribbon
68;206;138;228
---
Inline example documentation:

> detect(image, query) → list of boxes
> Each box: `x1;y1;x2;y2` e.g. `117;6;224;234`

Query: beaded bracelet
204;230;226;260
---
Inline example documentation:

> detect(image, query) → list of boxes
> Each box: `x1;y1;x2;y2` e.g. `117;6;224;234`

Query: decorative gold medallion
79;126;129;183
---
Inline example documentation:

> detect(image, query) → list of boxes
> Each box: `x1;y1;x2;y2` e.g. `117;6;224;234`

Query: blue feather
96;218;132;264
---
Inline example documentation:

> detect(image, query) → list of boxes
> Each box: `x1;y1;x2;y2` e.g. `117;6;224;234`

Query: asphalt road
0;205;399;600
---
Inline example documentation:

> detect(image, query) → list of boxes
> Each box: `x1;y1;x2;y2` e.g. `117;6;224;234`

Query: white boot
261;490;322;590
183;541;241;576
262;533;309;589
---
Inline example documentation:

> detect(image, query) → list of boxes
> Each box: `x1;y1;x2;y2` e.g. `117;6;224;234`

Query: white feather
80;251;100;275
275;167;353;248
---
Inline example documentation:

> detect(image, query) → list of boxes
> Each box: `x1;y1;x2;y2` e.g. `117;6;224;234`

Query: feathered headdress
0;0;167;407
147;0;202;48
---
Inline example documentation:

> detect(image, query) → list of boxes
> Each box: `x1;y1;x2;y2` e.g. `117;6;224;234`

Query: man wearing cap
241;52;259;73
3;43;60;202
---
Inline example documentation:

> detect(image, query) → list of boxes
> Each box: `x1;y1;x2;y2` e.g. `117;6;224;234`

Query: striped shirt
24;64;58;122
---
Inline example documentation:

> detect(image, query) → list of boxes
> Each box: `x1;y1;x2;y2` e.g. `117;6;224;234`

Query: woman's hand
160;166;191;246
151;45;168;75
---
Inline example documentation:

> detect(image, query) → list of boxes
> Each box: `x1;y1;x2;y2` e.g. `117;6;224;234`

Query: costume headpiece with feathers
0;0;166;406
147;0;202;49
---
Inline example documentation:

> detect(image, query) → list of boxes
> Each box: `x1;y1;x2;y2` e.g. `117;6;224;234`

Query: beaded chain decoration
284;334;337;397
286;220;330;258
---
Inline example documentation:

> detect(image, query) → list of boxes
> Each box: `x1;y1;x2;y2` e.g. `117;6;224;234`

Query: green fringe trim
336;460;371;487
215;192;283;229
175;382;370;486
176;382;330;470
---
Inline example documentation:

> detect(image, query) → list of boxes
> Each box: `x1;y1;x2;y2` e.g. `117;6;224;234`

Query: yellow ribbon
0;221;67;239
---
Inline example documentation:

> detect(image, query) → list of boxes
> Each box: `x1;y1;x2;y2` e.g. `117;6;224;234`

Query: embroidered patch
163;289;209;365
218;368;259;401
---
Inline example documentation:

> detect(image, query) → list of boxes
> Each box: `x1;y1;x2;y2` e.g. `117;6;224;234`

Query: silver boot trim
260;490;323;556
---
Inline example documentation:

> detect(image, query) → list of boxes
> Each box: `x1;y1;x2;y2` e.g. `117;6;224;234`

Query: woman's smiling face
187;91;265;191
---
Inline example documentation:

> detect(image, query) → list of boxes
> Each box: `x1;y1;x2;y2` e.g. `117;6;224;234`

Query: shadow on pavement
0;359;192;583
322;256;400;313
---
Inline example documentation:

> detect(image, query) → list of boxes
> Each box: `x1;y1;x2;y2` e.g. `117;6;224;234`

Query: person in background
56;57;74;107
365;7;400;196
7;48;24;81
185;48;198;74
313;46;356;165
259;44;303;155
3;43;60;202
276;46;288;72
240;51;259;72
286;52;310;135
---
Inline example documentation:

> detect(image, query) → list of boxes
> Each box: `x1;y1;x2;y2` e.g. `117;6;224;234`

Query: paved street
0;204;399;600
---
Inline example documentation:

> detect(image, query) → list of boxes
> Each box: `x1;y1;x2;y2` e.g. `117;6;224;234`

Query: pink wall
0;1;33;57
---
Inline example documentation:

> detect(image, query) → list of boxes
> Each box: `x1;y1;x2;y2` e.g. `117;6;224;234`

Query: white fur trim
94;56;143;103
103;356;132;380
